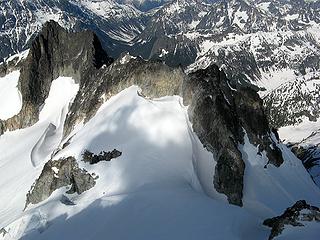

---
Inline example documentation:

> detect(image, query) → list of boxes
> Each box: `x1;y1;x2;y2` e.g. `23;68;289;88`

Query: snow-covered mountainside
279;118;320;187
1;0;320;239
0;20;319;240
2;0;319;89
127;0;320;130
1;83;318;240
116;0;171;11
120;0;320;192
0;0;146;61
129;0;212;66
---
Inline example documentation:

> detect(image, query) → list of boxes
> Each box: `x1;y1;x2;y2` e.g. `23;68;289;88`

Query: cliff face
0;20;113;134
183;65;283;205
4;21;283;207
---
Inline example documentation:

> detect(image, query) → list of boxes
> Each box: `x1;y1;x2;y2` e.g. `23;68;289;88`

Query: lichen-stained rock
263;200;320;240
25;157;95;207
63;56;185;137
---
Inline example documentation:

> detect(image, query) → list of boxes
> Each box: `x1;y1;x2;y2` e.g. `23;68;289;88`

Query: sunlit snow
0;71;22;120
0;77;78;229
0;83;319;239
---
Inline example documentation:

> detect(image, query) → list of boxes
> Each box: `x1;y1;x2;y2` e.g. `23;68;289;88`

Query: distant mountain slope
0;0;147;61
116;0;171;11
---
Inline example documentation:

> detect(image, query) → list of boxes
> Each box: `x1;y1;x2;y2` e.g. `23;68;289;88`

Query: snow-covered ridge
1;85;319;239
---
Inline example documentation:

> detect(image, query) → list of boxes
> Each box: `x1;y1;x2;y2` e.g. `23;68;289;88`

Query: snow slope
0;76;78;230
1;85;320;239
279;118;320;187
0;71;22;120
241;133;320;217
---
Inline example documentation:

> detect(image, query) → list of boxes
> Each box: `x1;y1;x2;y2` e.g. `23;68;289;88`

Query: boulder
82;149;122;165
25;157;95;207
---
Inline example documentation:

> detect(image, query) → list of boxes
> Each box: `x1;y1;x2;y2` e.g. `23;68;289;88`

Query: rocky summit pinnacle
183;64;283;205
0;20;113;135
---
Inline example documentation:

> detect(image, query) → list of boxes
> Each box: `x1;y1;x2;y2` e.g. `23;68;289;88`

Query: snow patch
119;54;137;64
0;71;22;120
51;167;59;174
279;118;320;144
159;49;169;57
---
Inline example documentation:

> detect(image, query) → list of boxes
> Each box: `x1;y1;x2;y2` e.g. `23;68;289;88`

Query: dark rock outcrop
263;200;320;240
82;149;122;165
25;157;95;207
183;65;244;205
292;144;320;170
0;20;113;135
182;65;283;206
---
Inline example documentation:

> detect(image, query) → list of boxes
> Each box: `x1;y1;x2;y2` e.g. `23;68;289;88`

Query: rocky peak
183;64;283;205
0;20;113;134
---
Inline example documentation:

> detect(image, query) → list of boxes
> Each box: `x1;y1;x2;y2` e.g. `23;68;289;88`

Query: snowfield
0;71;22;120
0;78;319;239
279;118;320;144
0;77;79;230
